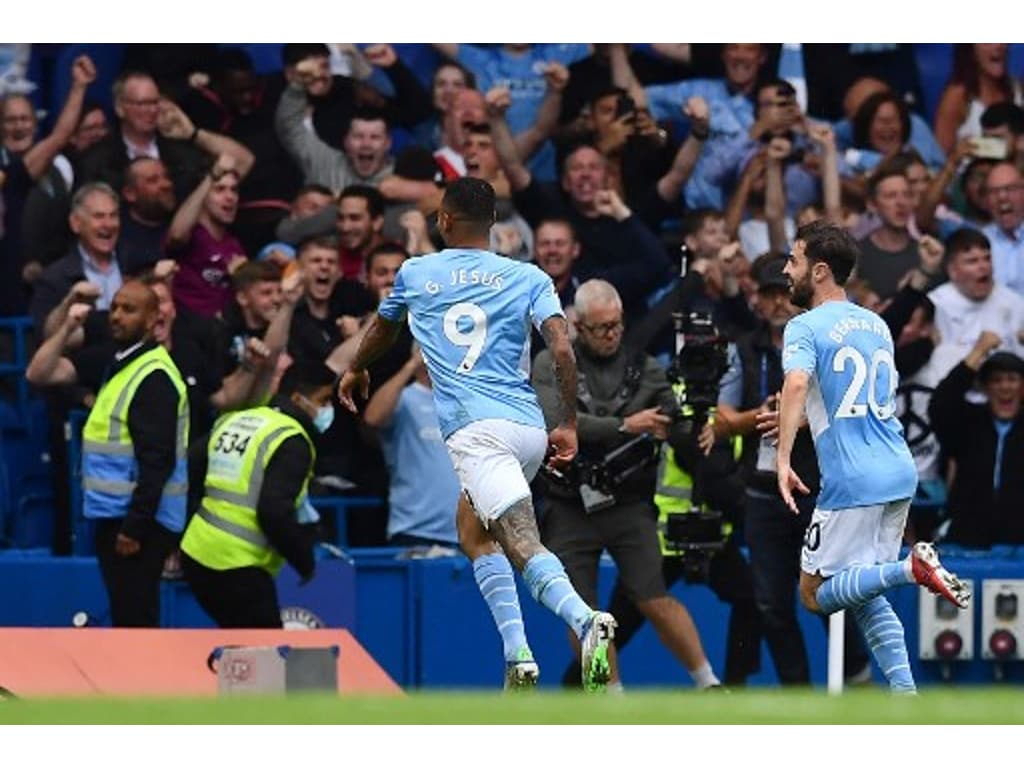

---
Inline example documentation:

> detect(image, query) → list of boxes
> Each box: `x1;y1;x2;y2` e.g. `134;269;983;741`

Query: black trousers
744;489;869;684
94;518;177;627
181;552;283;628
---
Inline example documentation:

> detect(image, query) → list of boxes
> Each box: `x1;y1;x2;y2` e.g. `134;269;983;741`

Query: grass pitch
1;688;1022;725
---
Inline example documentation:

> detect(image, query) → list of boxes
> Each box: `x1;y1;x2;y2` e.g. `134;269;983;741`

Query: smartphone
615;94;636;121
971;136;1009;160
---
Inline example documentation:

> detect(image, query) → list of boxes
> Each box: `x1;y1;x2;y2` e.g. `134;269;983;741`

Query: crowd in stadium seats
2;43;1024;651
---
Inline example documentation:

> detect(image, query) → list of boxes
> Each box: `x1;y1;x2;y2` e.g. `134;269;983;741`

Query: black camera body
663;508;728;583
545;433;659;514
662;310;731;581
666;311;729;425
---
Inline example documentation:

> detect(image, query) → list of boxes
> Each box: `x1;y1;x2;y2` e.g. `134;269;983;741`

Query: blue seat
0;316;35;431
309;495;384;549
913;44;953;125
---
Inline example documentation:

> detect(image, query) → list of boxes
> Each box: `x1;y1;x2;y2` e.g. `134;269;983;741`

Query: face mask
312;403;335;434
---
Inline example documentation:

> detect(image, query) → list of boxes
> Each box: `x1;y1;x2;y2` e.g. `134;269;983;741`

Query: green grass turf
1;688;1022;724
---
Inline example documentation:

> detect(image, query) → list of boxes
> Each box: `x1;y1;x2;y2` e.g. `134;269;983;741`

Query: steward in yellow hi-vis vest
653;384;741;558
181;361;337;628
26;281;188;627
599;357;762;687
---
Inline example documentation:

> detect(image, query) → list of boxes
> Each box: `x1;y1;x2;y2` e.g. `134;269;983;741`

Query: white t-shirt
927;282;1024;381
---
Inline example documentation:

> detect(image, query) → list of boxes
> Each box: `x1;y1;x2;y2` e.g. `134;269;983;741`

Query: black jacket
513;178;672;318
189;396;317;579
930;361;1024;547
83;341;181;540
75;131;206;201
736;325;820;497
29;248;115;342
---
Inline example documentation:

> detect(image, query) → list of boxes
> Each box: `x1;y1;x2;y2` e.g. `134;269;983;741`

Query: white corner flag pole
827;609;845;695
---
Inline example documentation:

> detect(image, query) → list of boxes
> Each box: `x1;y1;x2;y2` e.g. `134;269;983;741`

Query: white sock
690;661;720;689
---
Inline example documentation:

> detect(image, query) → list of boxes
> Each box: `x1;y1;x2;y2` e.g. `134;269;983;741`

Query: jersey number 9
444;302;488;373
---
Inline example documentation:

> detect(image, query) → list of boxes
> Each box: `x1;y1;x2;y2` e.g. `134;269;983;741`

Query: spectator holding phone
933;44;1024;156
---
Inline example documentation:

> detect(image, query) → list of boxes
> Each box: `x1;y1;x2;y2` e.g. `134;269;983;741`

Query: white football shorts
801;498;911;578
445;418;548;524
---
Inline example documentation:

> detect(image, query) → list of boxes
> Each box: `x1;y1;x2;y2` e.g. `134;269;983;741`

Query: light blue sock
522;552;593;639
473;553;530;662
851;596;916;693
815;561;912;615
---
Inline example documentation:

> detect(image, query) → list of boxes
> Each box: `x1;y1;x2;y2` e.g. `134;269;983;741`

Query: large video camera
663;310;731;582
666;310;729;430
546;433;659;514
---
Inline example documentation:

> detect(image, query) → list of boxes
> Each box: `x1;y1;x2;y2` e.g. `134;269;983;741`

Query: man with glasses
533;278;725;691
77;71;251;200
981;162;1024;296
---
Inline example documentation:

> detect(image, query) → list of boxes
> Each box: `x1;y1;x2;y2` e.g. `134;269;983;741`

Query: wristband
188;126;200;143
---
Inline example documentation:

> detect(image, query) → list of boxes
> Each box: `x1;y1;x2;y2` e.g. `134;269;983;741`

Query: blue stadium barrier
0;546;1021;689
309;495;385;548
0;553;355;630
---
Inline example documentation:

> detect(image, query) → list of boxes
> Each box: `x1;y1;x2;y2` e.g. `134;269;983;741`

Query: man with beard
713;253;870;685
777;220;970;694
335;185;385;281
26;281;188;626
118;158;177;276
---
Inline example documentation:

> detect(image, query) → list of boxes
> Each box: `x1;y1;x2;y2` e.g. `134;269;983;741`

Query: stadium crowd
2;43;1024;683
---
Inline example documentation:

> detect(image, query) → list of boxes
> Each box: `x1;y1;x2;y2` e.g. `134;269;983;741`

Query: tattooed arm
337;313;403;413
540;315;578;468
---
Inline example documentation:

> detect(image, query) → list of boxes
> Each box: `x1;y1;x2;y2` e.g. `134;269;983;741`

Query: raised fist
71;55;97;87
363;44;397;69
66;302;93;330
682;96;709;134
484;87;512;119
917;234;945;276
156;98;195;141
806;121;835;150
70;280;102;304
542;62;570;93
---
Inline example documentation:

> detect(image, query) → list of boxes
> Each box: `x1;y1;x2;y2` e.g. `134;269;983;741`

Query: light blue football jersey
782;300;917;510
378;248;564;439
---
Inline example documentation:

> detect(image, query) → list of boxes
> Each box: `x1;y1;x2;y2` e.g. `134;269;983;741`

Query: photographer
713;253;869;685
532;279;723;690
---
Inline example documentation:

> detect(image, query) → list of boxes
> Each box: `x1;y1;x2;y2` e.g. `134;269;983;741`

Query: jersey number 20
444;302;488;373
833;345;896;420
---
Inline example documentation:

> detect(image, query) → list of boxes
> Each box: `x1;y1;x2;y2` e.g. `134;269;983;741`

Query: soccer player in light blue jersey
776;220;970;694
338;178;616;691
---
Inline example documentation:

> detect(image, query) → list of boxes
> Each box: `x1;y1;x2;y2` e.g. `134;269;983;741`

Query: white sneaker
580;611;617;693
